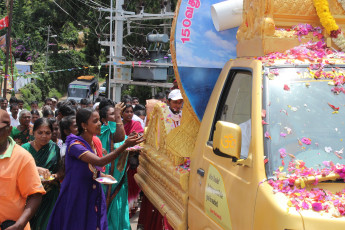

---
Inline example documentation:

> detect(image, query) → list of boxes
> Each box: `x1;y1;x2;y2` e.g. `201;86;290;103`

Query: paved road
130;208;140;230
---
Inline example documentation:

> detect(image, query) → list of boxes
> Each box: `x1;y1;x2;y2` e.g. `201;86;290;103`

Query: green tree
19;82;42;109
61;22;79;50
122;85;152;104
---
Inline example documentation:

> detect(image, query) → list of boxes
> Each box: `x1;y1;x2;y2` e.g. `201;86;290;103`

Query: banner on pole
0;16;9;30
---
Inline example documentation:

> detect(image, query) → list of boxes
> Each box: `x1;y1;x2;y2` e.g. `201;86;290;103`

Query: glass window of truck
210;69;252;159
263;66;345;178
68;85;89;98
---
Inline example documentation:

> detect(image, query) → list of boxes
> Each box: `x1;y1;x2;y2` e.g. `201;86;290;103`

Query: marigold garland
313;0;345;51
313;0;338;34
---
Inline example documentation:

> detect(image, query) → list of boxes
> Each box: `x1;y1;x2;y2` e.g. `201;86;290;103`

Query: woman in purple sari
47;108;143;230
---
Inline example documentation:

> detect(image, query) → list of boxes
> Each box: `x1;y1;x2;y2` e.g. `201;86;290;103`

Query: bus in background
67;75;99;103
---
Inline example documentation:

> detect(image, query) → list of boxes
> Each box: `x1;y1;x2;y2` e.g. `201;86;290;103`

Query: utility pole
107;1;113;99
45;25;51;69
99;1;174;102
112;0;124;102
3;0;13;98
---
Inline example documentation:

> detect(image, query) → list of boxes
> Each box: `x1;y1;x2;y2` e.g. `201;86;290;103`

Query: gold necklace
90;141;96;153
32;140;40;150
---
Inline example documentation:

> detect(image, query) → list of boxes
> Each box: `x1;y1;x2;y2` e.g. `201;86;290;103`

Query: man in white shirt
10;103;20;128
133;110;146;129
166;89;183;128
7;96;19;115
131;97;139;109
51;97;58;112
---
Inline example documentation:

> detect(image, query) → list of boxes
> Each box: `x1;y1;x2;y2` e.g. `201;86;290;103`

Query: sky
174;0;240;119
175;0;239;68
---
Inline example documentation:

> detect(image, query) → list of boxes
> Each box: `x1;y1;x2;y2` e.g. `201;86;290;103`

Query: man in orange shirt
0;110;46;230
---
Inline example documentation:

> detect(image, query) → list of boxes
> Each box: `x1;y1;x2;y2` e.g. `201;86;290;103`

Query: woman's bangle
116;122;123;125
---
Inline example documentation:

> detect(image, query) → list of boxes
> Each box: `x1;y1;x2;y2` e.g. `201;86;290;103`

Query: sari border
68;142;91;159
78;151;90;159
68;142;80;152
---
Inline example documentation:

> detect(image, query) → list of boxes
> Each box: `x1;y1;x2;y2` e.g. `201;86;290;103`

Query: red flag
0;16;9;30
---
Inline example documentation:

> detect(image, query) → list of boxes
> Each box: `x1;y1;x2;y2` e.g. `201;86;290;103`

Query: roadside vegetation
0;0;177;103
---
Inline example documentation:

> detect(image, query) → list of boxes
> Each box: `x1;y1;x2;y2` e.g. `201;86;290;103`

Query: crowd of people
0;87;184;230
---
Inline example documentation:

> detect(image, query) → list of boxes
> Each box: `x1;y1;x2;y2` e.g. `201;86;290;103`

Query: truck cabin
67;76;98;103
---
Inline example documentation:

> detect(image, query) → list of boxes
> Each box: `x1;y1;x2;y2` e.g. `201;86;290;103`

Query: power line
89;0;109;8
46;27;103;63
65;0;100;32
75;0;100;10
77;0;108;9
52;0;80;25
67;0;94;19
52;0;97;34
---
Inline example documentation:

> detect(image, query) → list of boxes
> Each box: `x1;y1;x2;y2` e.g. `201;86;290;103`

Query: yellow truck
135;0;345;229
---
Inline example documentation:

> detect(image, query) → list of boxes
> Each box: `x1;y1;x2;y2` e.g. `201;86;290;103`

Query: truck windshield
68;85;88;98
263;66;345;178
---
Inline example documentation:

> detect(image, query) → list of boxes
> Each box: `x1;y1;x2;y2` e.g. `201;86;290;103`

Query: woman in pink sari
123;105;144;135
122;104;143;217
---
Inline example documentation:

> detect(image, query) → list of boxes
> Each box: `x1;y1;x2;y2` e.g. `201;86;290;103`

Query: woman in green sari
98;102;132;230
22;118;61;230
10;109;34;145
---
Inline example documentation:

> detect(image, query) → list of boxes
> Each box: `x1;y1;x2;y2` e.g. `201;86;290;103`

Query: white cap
51;98;57;102
168;89;183;101
93;102;100;110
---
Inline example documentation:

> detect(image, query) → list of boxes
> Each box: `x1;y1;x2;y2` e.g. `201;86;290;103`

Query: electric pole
3;0;13;98
107;0;113;99
112;0;124;101
45;25;51;69
99;1;174;102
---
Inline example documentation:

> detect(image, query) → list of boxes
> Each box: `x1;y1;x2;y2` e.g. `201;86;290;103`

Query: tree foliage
0;0;178;99
61;22;79;49
19;82;42;109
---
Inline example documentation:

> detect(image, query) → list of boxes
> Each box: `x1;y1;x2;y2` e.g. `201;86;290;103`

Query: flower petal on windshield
265;131;271;139
280;132;287;137
279;148;287;158
325;146;333;153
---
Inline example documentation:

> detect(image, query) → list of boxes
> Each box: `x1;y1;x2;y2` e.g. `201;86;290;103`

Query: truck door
188;60;264;230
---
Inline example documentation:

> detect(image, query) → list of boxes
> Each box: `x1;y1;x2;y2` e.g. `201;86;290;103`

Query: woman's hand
128;131;137;137
114;102;126;117
124;134;145;148
99;173;116;185
37;167;51;180
101;173;116;181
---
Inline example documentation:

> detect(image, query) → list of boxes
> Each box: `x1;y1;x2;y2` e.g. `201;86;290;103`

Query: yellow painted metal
213;121;242;160
137;57;345;229
237;0;345;57
135;103;191;230
136;0;345;228
188;58;265;230
253;183;304;230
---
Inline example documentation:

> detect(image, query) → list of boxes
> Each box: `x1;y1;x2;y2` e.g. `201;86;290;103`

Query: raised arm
113;102;126;143
80;135;143;167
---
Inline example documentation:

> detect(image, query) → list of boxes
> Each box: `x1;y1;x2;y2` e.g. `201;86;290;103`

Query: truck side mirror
213;121;241;162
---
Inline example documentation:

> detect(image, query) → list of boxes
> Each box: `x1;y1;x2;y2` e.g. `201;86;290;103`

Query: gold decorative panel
237;0;345;57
